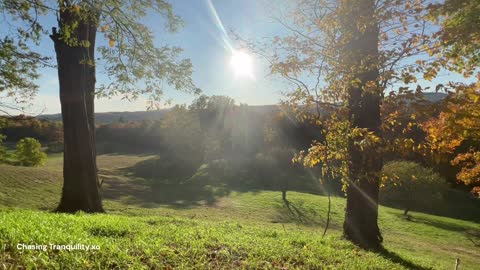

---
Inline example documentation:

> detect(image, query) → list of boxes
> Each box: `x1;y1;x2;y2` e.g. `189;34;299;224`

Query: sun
230;50;254;80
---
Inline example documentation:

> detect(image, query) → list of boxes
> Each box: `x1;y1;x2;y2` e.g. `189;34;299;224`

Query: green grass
1;154;479;269
0;209;423;269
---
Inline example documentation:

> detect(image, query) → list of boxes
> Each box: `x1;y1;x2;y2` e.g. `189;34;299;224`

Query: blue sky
2;0;472;115
11;0;286;114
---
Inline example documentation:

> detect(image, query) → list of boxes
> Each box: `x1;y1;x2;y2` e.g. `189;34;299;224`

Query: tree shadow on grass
102;157;232;209
411;215;480;247
381;190;480;224
101;175;151;205
465;230;480;247
376;247;433;270
396;213;480;234
145;181;231;208
96;142;160;156
273;199;325;226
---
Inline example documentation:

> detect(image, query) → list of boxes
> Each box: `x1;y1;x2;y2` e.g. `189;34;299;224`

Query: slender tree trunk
341;0;383;249
282;189;287;203
51;9;103;213
322;190;331;238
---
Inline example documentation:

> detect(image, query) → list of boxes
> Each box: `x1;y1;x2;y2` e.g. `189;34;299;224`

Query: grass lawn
1;154;479;269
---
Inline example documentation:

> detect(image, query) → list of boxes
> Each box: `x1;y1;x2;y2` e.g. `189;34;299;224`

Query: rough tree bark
52;8;103;213
341;0;383;249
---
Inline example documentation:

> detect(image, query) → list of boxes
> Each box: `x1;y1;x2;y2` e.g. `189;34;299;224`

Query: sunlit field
1;154;479;269
1;0;480;269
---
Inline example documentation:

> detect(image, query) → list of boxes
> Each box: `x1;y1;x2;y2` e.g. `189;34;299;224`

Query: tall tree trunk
341;0;383;249
86;21;99;187
51;9;103;213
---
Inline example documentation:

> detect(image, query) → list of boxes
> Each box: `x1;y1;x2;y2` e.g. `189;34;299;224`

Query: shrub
15;137;47;167
380;160;449;215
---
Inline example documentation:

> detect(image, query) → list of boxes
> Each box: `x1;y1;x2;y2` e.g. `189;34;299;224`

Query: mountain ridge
37;92;447;124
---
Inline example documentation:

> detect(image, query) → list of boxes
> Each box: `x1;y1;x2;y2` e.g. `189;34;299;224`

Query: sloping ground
0;157;62;210
0;154;152;210
0;210;439;269
0;154;479;269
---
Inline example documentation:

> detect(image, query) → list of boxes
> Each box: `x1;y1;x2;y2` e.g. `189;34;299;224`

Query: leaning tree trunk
51;9;103;213
341;0;383;249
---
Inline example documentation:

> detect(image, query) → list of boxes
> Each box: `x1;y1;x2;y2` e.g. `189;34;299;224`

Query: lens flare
230;50;254;79
207;0;255;80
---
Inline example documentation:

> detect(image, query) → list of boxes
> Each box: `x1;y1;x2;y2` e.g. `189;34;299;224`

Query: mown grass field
1;154;479;269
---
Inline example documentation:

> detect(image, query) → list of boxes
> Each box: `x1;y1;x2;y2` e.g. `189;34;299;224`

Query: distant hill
420;92;447;103
37;105;281;124
38;109;171;124
36;92;447;124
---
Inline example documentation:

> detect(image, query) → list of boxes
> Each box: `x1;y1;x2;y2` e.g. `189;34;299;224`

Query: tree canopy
0;0;48;112
1;0;200;107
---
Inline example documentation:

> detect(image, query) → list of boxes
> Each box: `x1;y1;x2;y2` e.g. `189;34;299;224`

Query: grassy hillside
1;154;479;269
0;210;420;270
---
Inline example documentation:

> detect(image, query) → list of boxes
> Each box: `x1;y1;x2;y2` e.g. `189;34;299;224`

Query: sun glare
230;50;254;80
